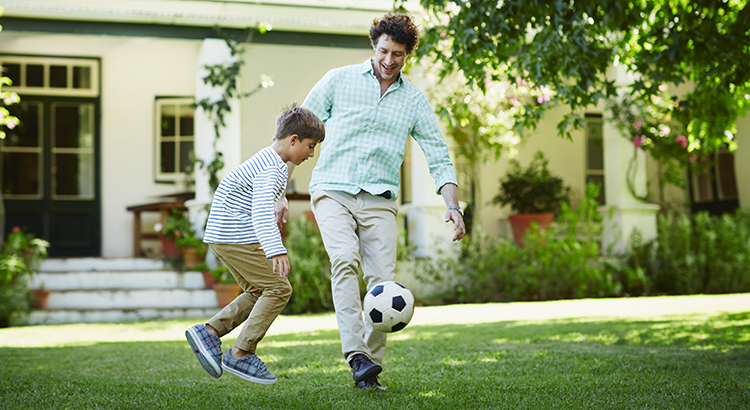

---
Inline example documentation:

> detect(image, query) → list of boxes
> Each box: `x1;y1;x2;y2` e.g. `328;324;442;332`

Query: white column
400;139;457;258
186;38;243;239
601;65;660;254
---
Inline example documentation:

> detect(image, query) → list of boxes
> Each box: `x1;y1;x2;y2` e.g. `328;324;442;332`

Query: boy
185;103;325;385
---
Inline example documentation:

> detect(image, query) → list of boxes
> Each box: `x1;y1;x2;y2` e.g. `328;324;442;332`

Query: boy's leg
210;243;292;354
206;244;260;338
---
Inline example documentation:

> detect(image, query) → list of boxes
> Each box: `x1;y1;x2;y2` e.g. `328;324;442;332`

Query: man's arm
440;183;466;242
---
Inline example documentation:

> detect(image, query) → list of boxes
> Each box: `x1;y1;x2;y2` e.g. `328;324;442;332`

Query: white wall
475;105;589;238
0;31;201;257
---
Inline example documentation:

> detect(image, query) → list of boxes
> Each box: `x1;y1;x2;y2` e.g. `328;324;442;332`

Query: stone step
27;307;221;326
40;257;168;272
28;270;207;291
43;288;219;310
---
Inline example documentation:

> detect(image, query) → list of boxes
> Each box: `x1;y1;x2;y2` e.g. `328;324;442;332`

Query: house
1;1;748;298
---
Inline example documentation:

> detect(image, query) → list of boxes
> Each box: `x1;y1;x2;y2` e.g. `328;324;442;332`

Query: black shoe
355;376;386;391
349;354;382;382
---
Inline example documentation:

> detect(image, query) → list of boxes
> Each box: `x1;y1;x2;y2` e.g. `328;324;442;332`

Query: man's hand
272;254;290;278
274;195;289;231
445;209;466;242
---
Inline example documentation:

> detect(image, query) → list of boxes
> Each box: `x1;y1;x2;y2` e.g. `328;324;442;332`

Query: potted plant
211;265;242;308
0;227;50;324
492;151;571;246
160;209;206;267
193;261;217;289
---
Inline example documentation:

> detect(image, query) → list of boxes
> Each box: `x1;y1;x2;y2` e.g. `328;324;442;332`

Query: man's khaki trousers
311;190;398;366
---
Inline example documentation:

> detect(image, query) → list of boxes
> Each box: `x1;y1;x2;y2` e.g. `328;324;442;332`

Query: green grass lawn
1;294;749;409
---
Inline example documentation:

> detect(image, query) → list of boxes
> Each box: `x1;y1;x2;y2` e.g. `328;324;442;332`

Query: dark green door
2;97;100;256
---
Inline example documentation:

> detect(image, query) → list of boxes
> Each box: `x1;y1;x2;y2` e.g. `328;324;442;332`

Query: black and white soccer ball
363;281;415;333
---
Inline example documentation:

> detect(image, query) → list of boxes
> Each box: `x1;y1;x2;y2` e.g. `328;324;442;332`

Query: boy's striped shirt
203;146;288;259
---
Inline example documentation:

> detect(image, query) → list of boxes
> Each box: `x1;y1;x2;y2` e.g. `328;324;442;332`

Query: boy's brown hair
369;13;419;54
274;102;325;142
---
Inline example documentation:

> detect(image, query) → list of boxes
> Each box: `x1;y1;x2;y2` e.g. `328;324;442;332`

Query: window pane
179;104;194;136
585;175;606;205
50;65;68;88
54;105;93;148
717;152;738;200
26;64;44;87
3;63;21;86
161;141;175;173
72;66;91;89
54;153;93;197
587;121;604;171
3;152;40;195
161;105;176;137
6;102;41;148
179;141;193;173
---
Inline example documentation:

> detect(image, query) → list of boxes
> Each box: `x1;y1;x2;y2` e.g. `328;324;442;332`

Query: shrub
417;184;618;303
0;227;50;327
620;209;750;295
283;216;333;314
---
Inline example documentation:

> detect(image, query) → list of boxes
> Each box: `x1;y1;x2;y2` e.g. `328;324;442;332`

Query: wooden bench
126;192;193;257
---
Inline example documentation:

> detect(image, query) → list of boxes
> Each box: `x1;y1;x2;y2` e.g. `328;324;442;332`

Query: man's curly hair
369;13;419;54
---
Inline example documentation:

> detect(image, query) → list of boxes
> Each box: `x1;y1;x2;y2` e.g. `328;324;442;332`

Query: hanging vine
194;24;275;192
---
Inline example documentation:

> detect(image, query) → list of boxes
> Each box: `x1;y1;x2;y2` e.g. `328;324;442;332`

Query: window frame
0;56;99;98
154;97;196;184
584;113;606;205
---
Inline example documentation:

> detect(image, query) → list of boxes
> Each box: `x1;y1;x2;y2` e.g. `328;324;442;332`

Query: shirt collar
361;59;404;86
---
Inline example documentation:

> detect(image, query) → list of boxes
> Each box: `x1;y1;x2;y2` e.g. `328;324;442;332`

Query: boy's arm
275;162;295;230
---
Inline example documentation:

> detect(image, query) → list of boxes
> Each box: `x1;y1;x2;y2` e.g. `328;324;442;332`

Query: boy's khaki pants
311;190;398;366
207;243;292;354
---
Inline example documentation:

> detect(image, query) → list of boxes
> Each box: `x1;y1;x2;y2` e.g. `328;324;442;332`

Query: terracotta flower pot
508;213;554;247
31;289;52;310
201;271;218;289
214;283;242;308
182;247;199;269
160;234;181;258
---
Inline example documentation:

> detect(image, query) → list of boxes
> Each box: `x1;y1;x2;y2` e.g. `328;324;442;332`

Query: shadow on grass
1;311;748;409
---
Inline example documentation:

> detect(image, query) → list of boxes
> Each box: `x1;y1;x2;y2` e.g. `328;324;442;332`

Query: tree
406;25;552;232
413;0;749;174
0;14;22;237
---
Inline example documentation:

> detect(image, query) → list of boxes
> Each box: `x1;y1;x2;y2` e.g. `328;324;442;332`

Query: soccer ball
363;281;415;333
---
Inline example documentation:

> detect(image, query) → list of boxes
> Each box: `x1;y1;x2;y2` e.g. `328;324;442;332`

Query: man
298;12;466;390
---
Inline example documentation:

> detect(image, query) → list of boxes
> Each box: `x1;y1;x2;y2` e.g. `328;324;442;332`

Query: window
692;147;738;204
155;98;195;183
585;114;605;205
0;56;98;97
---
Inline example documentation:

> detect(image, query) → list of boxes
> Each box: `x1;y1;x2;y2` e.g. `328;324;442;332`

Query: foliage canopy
415;0;750;155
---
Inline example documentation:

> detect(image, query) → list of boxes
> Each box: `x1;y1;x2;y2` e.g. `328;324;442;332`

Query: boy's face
372;35;409;82
289;136;318;166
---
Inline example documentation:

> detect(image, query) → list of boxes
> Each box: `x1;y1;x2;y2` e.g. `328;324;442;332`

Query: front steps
26;258;220;326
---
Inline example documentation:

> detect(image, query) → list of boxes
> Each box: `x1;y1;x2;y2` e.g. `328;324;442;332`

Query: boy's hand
272;254;290;278
275;196;289;231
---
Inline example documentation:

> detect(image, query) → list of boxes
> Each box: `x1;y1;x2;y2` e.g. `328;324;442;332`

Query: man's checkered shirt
302;59;457;199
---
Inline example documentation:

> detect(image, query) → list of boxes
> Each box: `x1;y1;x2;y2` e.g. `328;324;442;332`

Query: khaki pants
207;243;292;354
311;190;398;366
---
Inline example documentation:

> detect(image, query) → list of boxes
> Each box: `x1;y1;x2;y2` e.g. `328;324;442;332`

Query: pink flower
675;135;687;149
689;154;697;163
634;121;642;130
633;135;646;149
658;84;666;92
12;226;20;232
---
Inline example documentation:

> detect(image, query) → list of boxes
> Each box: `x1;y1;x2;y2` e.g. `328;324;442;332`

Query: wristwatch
447;205;462;214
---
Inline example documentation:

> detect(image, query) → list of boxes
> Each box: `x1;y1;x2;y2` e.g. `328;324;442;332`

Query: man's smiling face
372;35;409;82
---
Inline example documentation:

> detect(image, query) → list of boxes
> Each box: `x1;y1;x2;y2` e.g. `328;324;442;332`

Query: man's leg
355;191;399;366
311;190;369;360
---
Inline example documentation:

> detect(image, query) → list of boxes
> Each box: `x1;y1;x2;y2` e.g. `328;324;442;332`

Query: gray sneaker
185;324;223;378
221;349;277;385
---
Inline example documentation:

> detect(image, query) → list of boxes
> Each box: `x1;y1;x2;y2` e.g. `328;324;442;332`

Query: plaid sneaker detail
185;324;223;378
221;349;277;385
